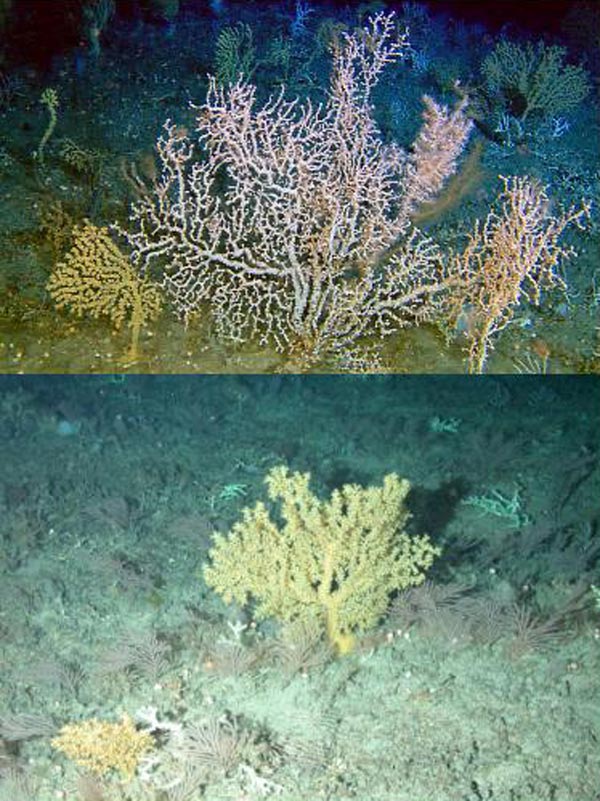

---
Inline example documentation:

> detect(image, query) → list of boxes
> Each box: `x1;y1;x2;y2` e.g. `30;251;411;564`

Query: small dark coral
502;603;566;659
388;580;473;631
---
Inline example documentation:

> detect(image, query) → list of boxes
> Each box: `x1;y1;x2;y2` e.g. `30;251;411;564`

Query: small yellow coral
204;466;441;654
47;220;162;361
51;714;154;779
59;138;103;178
36;87;59;168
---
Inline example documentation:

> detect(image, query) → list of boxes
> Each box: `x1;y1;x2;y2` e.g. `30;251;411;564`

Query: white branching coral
120;13;473;362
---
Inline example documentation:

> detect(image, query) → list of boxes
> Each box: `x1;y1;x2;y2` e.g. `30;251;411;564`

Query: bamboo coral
120;12;472;362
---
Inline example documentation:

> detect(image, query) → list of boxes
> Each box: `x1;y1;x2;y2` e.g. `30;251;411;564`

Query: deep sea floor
0;374;599;799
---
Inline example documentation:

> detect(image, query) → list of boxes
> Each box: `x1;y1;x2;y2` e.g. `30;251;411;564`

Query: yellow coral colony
47;220;162;361
51;714;154;779
204;466;441;654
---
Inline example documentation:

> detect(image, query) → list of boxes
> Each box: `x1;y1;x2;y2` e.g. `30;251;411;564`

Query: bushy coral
203;466;440;654
481;38;590;124
214;22;256;85
51;714;154;778
448;176;590;373
46;220;162;361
